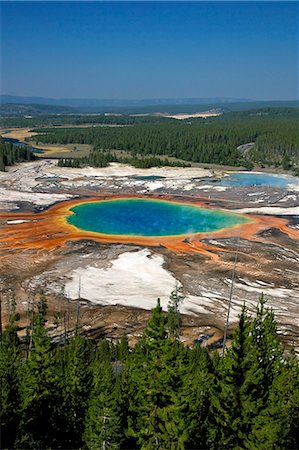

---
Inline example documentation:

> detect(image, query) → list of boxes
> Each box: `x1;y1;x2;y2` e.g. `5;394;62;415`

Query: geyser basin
67;198;250;237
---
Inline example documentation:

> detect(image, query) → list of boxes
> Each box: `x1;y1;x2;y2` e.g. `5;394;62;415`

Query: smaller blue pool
131;175;166;181
222;172;298;189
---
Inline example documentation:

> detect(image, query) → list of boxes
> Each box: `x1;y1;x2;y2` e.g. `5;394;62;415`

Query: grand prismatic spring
67;198;251;236
1;195;297;259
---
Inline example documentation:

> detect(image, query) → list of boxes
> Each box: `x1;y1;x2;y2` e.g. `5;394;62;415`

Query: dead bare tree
222;236;240;356
76;275;81;332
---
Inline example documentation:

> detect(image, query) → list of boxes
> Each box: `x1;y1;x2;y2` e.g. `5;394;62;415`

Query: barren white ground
28;247;298;335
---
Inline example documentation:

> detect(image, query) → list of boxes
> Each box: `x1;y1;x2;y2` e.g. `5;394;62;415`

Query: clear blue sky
1;1;298;100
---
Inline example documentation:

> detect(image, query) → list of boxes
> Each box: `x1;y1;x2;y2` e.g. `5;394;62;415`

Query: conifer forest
1;294;298;450
33;111;299;171
0;141;36;172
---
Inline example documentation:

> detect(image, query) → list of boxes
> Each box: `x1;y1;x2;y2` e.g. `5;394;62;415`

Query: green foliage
58;333;94;448
1;293;298;449
84;361;124;450
0;140;36;171
0;296;21;448
143;298;167;348
116;335;130;361
177;346;214;448
208;296;286;449
15;296;59;448
282;154;291;170
116;154;191;168
127;338;188;447
57;157;82;168
208;305;257;447
247;348;299;449
57;152;190;169
0;112;176;127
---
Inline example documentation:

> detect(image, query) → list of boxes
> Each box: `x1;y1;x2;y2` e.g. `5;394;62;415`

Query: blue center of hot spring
67;199;249;236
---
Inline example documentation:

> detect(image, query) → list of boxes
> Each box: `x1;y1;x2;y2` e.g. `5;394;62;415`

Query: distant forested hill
0;103;75;117
1;97;298;116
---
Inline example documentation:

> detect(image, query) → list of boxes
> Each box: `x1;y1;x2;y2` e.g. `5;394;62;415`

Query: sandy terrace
163;112;222;120
0;127;38;141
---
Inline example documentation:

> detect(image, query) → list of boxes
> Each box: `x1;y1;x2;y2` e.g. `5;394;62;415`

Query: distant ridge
0;95;254;108
1;96;298;116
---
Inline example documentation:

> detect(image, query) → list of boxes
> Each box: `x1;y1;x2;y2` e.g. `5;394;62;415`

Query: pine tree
247;348;299;448
59;332;93;448
15;296;59;448
208;304;254;448
127;299;187;449
176;346;214;449
0;295;21;448
249;296;283;398
208;296;284;449
167;288;184;340
116;335;129;361
143;298;167;350
84;360;124;450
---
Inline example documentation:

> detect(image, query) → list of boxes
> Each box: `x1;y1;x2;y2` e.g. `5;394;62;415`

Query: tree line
0;141;36;171
1;292;298;449
58;151;191;169
1;114;175;129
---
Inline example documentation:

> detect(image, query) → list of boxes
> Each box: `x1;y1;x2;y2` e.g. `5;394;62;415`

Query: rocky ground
0;160;298;351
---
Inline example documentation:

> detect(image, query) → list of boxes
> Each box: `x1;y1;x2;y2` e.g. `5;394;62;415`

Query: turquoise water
67;199;249;236
222;172;298;188
131;175;165;181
